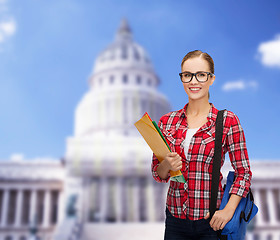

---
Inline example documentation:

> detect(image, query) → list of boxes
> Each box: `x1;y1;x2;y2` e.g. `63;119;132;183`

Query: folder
134;113;186;183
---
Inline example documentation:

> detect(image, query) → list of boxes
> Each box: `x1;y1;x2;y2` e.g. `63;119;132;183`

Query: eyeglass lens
181;72;209;82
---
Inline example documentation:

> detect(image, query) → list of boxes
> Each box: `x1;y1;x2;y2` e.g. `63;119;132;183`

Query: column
245;232;254;240
0;189;9;227
127;179;133;221
115;178;122;222
278;190;280;224
99;177;108;222
29;189;37;225
146;180;155;221
253;189;265;227
83;180;90;222
266;189;278;225
42;190;50;228
57;190;65;224
133;178;140;222
15;189;23;227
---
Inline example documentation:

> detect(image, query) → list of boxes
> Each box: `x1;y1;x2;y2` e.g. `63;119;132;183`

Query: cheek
183;83;189;93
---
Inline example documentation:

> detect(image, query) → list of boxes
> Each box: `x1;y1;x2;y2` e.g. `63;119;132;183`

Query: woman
151;50;252;240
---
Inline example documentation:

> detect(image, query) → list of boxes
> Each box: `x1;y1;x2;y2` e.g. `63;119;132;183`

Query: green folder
152;121;186;183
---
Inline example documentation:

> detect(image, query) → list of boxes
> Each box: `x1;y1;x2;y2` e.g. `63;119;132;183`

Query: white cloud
0;18;16;40
0;0;16;47
222;80;258;92
10;153;24;161
257;34;280;68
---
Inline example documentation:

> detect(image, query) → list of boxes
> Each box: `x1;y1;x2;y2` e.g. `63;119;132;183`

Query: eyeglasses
179;71;214;83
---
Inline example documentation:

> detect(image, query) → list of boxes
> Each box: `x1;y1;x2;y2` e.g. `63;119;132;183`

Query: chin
187;93;208;101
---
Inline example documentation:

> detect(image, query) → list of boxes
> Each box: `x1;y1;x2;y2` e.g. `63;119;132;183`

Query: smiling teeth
190;88;200;90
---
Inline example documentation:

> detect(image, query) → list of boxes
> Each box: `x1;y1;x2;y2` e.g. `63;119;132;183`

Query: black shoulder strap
210;110;225;220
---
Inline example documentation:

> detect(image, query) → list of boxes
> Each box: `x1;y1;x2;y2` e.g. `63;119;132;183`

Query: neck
186;98;211;116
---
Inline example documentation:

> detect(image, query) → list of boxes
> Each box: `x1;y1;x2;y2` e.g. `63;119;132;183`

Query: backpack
210;110;258;240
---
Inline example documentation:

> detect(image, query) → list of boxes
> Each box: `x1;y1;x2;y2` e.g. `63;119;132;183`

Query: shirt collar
179;102;219;123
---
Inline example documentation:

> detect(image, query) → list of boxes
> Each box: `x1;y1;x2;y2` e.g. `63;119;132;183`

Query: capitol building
0;20;280;240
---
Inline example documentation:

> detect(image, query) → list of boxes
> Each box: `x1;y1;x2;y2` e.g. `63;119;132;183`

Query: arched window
110;75;114;84
133;47;140;60
19;236;26;240
4;236;13;240
121;45;127;59
136;76;141;84
123;75;128;84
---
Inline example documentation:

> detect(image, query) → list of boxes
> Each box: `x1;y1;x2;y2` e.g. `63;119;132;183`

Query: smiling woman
151;50;252;240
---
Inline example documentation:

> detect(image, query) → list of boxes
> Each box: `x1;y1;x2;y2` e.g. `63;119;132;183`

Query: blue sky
0;0;280;160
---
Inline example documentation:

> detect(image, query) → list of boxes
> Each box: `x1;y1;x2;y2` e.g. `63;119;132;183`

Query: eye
183;72;192;78
197;72;207;77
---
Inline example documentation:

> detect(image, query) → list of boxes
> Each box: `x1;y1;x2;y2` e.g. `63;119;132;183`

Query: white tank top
183;127;200;158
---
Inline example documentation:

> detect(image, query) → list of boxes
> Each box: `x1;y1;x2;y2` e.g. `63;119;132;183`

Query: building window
99;78;102;86
4;236;13;240
147;79;152;86
133;47;140;60
136;76;141;84
19;236;26;240
123;75;128;84
121;45;127;59
110;75;114;84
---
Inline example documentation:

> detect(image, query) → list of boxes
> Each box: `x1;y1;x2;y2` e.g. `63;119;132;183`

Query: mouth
189;87;201;93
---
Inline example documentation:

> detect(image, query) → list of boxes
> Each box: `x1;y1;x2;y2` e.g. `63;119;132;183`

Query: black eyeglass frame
179;71;215;83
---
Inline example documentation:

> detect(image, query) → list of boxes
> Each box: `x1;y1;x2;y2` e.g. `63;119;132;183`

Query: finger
220;221;226;230
173;163;182;171
214;220;223;231
210;216;217;228
174;157;182;164
169;152;178;156
204;212;210;219
175;155;182;161
175;161;182;169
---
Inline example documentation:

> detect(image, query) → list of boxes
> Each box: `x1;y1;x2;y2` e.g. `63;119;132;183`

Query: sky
0;0;280;161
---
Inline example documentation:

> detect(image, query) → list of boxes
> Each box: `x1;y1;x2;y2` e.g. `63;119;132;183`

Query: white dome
90;19;159;88
72;19;170;138
66;19;171;176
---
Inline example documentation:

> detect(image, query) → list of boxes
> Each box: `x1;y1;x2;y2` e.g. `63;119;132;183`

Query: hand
164;152;182;172
204;208;235;231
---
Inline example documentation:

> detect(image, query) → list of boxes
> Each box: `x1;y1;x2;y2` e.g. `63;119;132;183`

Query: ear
209;75;215;86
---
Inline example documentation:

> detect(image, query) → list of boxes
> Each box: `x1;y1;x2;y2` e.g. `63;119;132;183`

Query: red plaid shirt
151;103;252;220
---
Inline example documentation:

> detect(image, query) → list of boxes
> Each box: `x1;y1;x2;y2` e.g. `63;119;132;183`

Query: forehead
182;57;210;72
